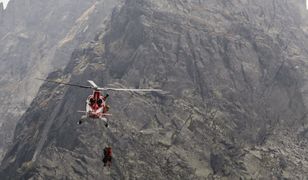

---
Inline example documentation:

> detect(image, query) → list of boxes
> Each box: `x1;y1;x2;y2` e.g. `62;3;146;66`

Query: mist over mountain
0;0;121;161
1;0;308;179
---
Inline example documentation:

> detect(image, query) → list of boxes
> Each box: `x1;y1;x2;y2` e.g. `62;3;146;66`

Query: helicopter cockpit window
90;98;95;105
97;99;103;106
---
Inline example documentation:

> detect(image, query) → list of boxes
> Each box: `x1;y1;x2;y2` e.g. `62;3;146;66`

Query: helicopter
37;78;163;127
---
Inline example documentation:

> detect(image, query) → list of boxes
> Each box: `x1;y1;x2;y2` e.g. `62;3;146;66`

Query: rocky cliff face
0;0;121;161
1;0;308;179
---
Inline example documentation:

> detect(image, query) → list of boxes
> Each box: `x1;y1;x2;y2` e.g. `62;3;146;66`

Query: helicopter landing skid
77;115;87;125
100;117;108;128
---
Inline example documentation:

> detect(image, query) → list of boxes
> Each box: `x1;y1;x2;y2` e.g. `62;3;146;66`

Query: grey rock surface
1;0;308;179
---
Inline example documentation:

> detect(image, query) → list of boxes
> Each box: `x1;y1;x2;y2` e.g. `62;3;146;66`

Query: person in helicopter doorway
103;94;110;113
102;147;112;167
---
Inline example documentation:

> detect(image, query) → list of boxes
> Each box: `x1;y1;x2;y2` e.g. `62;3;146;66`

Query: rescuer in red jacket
103;147;112;167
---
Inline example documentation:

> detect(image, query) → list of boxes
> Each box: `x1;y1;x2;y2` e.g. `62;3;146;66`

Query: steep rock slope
0;0;121;160
1;0;308;179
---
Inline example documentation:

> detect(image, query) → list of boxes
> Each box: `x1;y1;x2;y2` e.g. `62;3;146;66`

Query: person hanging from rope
102;147;112;167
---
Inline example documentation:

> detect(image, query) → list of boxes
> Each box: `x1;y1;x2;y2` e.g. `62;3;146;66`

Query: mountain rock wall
1;0;308;179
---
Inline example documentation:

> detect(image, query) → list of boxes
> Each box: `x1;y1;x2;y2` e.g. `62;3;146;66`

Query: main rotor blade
87;80;98;88
36;78;92;89
97;87;163;92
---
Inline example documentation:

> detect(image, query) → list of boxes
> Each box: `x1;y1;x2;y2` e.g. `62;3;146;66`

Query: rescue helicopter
37;78;162;127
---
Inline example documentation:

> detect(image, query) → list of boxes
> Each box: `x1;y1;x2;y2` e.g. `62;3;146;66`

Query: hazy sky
0;0;9;9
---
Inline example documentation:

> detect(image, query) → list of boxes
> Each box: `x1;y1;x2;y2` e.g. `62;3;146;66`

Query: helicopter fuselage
86;90;109;119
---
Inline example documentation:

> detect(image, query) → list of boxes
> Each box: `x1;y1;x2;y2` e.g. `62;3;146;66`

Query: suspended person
102;147;112;167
